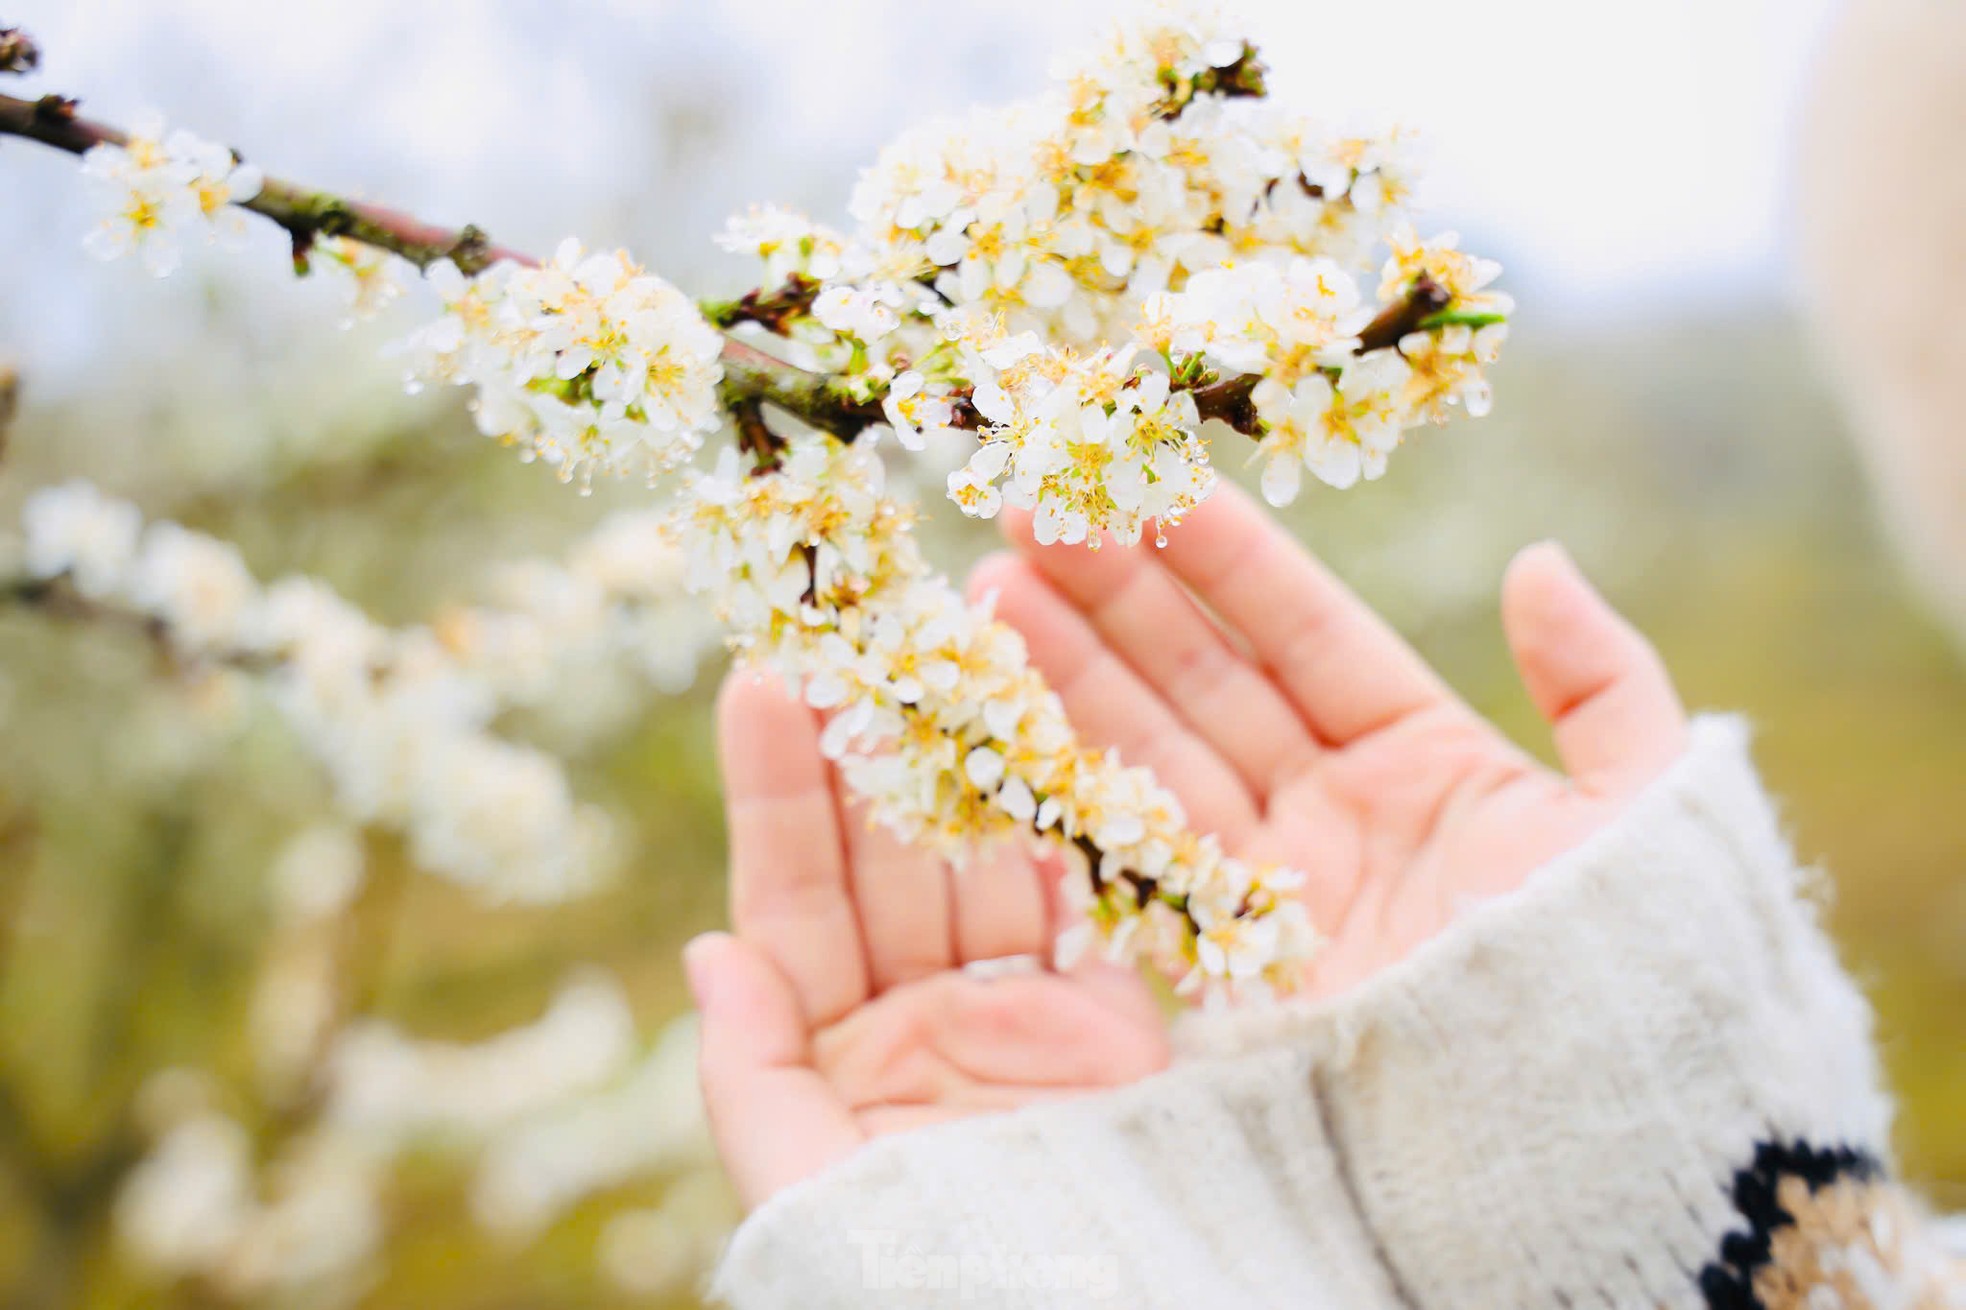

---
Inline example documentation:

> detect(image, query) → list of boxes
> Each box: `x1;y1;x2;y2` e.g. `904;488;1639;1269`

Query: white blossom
597;1180;733;1300
115;1113;255;1273
115;1099;386;1302
950;335;1214;545
80;113;263;276
21;479;143;596
812;281;903;344
714;203;846;285
471;1013;719;1237
399;240;725;488
406;733;614;902
324;971;636;1142
268;824;367;923
11;483;706;902
128;520;258;654
312;235;407;325
881;370;966;452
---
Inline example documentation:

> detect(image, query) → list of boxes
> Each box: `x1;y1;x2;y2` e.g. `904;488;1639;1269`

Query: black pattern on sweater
1697;1139;1882;1310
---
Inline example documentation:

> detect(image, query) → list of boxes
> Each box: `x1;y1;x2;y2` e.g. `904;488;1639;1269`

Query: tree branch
0;85;899;445
0;361;18;463
717;346;882;440
701;273;820;333
0;576;281;676
0;91;524;274
0;46;1469;459
1186;274;1451;435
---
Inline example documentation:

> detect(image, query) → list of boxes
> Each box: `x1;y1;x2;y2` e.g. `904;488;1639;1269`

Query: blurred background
0;0;1961;1306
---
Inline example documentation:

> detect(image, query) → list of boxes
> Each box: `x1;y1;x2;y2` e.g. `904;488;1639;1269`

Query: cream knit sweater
710;719;1965;1308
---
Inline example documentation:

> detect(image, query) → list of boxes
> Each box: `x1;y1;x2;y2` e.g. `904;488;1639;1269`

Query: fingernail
683;933;722;1011
1522;538;1580;579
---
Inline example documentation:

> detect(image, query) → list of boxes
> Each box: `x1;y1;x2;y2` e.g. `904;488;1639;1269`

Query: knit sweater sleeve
707;718;1965;1309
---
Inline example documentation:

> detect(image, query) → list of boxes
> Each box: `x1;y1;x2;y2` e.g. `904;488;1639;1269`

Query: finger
718;671;868;1026
1155;481;1461;745
1501;541;1688;796
973;554;1259;840
837;791;954;992
949;837;1049;966
687;932;862;1209
997;509;1318;798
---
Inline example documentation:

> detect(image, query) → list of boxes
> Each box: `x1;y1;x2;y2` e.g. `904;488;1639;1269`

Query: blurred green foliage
0;300;1959;1307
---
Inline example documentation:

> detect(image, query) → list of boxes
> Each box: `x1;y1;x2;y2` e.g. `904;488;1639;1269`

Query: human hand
690;481;1688;1208
974;481;1689;999
686;675;1170;1209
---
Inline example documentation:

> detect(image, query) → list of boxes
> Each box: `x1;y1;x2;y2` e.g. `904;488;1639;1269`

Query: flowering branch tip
4;4;1517;1004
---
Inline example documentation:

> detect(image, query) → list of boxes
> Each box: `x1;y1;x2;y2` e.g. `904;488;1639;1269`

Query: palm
810;955;1166;1140
694;678;1166;1209
692;483;1687;1207
975;483;1686;1000
1247;710;1625;996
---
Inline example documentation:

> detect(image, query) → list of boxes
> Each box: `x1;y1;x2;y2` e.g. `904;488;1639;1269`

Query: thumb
1501;541;1689;797
686;932;862;1208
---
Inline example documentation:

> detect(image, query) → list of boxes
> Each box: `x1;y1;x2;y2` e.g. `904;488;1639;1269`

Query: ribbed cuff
708;1034;1399;1307
1173;715;1893;1309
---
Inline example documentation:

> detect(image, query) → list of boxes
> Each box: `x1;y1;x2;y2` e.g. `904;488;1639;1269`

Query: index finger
1157;481;1461;745
718;670;870;1027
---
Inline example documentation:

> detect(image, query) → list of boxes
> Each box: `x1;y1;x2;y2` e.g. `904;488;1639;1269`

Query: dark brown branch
1070;832;1198;934
0;85;906;448
0;91;529;275
0;361;17;463
702;274;820;334
0;47;1475;460
1155;41;1267;118
1358;274;1451;353
1186;275;1453;435
729;395;783;472
2;576;276;674
1190;373;1261;435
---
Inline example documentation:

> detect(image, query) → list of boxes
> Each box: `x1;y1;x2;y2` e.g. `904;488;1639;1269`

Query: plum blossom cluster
1146;239;1509;506
399;239;727;488
441;508;721;704
115;1101;385;1303
1376;225;1513;415
118;961;725;1307
830;11;1411;348
323;971;639;1143
80;112;264;276
678;435;1316;997
326;973;729;1289
29;3;1520;1002
953;330;1212;546
469;1012;721;1240
697;3;1509;554
15;481;718;901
